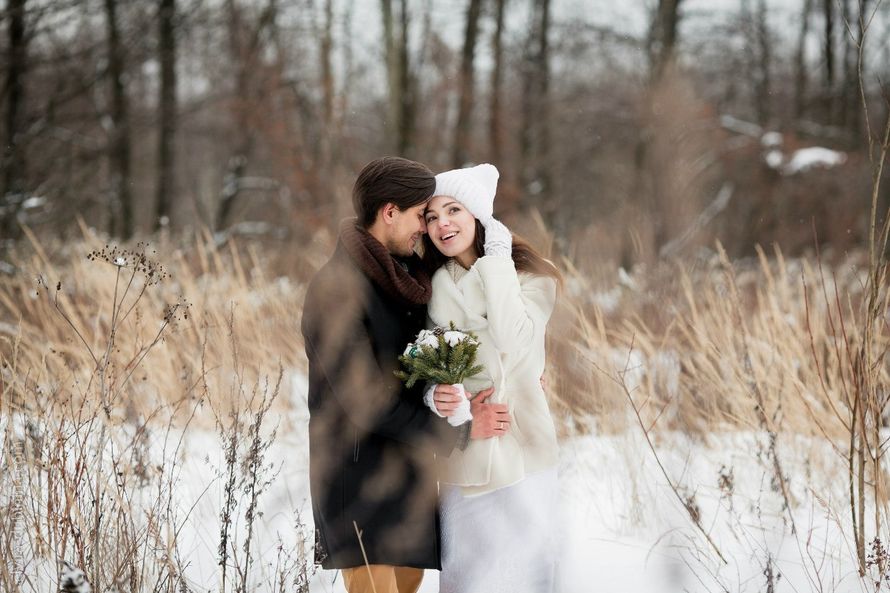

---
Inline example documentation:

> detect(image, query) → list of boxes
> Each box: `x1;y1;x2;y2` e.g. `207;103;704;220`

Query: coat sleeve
472;255;557;354
301;271;462;455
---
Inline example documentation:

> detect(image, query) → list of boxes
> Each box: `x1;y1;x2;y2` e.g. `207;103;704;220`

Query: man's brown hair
353;157;436;228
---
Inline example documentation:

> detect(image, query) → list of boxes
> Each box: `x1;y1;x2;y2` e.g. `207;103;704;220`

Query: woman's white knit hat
433;163;500;219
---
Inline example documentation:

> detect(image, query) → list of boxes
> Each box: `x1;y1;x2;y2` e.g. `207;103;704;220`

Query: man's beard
389;235;418;257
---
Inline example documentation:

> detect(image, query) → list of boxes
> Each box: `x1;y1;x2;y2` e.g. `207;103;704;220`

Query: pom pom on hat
433;163;499;220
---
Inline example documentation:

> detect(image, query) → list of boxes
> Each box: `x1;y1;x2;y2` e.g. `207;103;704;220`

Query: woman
420;163;563;593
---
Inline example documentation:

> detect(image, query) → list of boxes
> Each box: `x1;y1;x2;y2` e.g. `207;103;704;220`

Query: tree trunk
396;0;415;155
635;0;685;259
822;0;835;124
317;0;336;180
380;0;416;155
842;0;866;143
794;0;812;120
648;0;682;84
519;38;534;192
217;0;277;230
337;0;355;143
754;0;771;125
489;0;507;166
155;0;177;232
519;0;551;217
452;0;483;168
381;0;399;151
537;0;551;203
105;0;133;239
320;0;335;129
2;0;27;241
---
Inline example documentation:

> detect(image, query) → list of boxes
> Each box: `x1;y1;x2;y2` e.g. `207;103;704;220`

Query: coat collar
429;259;488;331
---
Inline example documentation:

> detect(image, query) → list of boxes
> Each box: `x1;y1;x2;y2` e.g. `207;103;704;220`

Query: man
301;157;508;593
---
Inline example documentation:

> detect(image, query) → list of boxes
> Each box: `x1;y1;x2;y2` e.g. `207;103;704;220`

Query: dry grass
0;222;314;422
3;219;883;439
3;218;883;442
548;241;887;441
0;224;321;592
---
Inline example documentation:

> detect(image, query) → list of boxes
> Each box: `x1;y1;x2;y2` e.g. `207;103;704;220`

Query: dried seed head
87;243;170;285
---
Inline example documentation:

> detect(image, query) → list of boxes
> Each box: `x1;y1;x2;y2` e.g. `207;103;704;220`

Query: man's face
386;202;428;256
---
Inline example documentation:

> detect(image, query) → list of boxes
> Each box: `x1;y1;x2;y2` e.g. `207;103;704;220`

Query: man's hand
469;388;510;439
433;384;464;417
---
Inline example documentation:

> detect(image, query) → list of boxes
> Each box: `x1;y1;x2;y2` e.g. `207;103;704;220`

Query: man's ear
380;202;398;225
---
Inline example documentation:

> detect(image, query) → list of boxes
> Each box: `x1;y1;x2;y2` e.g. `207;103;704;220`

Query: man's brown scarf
339;218;432;306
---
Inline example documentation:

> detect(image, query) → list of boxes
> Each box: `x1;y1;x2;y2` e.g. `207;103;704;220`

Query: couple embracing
301;157;563;593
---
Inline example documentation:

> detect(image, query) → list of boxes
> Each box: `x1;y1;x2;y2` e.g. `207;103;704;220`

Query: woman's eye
449;207;460;214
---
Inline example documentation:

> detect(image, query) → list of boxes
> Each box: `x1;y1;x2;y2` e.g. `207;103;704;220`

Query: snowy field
0;362;870;593
118;371;862;593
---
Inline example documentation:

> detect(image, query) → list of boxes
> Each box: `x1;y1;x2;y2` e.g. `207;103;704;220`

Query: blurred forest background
2;0;889;272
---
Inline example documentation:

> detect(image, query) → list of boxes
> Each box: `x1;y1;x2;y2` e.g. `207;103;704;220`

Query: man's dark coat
301;234;460;570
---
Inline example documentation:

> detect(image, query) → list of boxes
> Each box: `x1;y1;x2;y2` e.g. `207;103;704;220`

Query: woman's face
424;195;477;261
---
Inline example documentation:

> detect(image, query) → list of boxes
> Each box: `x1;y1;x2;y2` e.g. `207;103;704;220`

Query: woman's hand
480;216;512;257
425;383;472;426
432;384;464;417
469;388;510;439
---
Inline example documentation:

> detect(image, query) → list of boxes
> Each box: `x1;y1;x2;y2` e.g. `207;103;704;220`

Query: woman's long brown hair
420;219;564;289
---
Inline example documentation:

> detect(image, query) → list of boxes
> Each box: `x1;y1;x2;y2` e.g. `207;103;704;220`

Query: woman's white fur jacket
427;255;558;496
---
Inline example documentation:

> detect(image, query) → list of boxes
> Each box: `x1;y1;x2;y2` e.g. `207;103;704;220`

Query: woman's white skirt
438;467;558;593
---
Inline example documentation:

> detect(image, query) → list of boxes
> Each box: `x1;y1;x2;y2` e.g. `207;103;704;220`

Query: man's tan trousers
341;565;424;593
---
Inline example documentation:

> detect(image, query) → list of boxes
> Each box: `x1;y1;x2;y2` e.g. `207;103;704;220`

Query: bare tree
489;0;507;167
647;0;682;85
634;0;685;254
315;0;338;185
104;0;133;239
452;0;484;168
1;0;27;241
381;0;397;150
331;0;355;178
822;0;836;123
217;0;278;230
320;0;335;131
155;0;177;232
794;0;813;120
739;0;772;124
840;0;869;143
753;0;772;125
520;0;552;216
381;0;418;155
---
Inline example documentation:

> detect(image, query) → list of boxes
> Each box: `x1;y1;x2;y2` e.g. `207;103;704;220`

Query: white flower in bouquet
403;330;440;358
443;330;476;347
416;329;440;349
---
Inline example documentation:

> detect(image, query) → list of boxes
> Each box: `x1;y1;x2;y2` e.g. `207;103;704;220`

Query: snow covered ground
414;428;856;593
155;372;863;593
10;370;866;592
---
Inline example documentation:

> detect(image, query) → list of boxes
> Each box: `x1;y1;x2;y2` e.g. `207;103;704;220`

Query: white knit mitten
481;216;512;258
423;383;472;426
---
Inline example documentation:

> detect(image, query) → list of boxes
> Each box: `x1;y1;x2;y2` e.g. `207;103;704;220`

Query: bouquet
395;322;483;387
395;322;484;426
